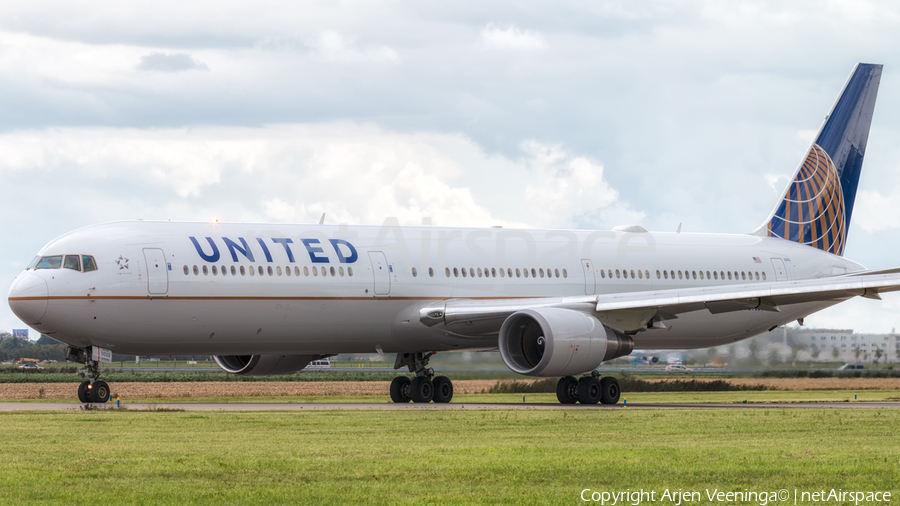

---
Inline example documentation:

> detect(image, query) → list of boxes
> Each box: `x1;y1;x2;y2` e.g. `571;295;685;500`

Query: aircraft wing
419;271;900;335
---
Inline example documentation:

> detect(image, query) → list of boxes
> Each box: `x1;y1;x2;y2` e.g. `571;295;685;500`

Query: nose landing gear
68;346;112;404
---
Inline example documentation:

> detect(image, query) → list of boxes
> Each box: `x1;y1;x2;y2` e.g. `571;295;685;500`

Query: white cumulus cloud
480;23;546;50
523;141;643;229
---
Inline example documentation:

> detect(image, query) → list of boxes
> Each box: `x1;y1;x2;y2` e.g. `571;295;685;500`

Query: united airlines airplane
8;63;900;405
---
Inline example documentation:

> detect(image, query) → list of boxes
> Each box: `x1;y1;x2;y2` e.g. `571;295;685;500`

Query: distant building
787;327;900;363
684;326;900;365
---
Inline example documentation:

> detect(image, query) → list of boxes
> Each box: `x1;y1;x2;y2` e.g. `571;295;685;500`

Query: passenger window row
599;268;766;282
183;264;354;278
427;266;568;279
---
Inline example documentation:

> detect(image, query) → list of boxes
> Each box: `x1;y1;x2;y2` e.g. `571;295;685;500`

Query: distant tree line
0;334;67;362
0;333;212;363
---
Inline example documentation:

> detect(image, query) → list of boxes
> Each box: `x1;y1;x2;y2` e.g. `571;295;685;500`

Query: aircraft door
368;251;391;296
581;258;596;295
143;248;169;295
771;258;787;281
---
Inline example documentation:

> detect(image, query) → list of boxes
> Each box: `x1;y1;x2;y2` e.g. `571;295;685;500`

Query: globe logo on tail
767;144;846;255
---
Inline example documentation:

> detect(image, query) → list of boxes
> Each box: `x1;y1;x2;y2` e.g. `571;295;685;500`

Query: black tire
432;376;453;403
77;381;90;403
577;376;602;405
409;376;434;403
600;377;621;405
89;380;111;403
556;376;579;404
389;376;412;403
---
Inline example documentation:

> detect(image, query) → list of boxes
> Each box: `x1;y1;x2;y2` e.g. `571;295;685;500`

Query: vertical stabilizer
759;63;882;256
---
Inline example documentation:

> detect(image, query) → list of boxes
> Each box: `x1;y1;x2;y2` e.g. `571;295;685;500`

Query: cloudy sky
3;0;900;336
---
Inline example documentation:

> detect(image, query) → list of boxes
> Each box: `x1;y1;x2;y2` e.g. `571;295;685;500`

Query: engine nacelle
213;354;319;376
498;308;634;377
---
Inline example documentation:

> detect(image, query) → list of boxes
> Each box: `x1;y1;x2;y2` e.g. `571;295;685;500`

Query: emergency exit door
581;258;596;295
368;251;391;296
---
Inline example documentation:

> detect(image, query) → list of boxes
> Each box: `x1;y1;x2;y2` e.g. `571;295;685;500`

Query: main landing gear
555;372;620;405
67;346;112;404
389;351;453;404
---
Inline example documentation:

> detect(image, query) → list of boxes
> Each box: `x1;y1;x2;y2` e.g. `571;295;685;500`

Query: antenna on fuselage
676;222;682;234
318;213;326;225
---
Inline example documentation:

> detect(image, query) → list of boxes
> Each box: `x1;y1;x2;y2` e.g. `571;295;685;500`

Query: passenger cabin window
35;256;62;269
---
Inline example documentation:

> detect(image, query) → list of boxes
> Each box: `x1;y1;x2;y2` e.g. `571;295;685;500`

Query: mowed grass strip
6;389;900;404
0;409;898;505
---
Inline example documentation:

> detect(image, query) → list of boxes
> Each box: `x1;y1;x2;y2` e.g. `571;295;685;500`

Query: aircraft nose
7;272;49;325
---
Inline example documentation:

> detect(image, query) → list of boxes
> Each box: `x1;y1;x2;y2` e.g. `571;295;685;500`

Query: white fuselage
7;221;863;357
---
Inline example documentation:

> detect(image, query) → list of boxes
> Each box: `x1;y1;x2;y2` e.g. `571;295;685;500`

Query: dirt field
0;380;502;400
2;377;900;400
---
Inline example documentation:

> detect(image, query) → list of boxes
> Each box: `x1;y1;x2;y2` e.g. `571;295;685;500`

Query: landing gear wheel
77;381;90;403
89;380;111;403
390;376;412;403
556;376;579;404
600;377;620;405
409;376;434;403
577;376;602;405
432;376;453;403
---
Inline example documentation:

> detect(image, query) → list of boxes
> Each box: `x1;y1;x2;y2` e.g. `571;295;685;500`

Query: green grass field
5;389;900;404
1;406;898;505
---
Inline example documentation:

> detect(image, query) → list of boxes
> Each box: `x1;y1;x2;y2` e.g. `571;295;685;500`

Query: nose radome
7;272;48;325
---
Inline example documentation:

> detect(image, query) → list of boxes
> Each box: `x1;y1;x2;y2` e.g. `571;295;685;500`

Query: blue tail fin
760;63;882;256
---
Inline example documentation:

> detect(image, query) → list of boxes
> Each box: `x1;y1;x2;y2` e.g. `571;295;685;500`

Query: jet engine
213;354;321;376
498;308;634;377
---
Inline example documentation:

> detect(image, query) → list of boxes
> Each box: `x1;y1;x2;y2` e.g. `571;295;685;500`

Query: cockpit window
35;256;62;269
27;256;39;269
82;255;98;272
64;255;81;271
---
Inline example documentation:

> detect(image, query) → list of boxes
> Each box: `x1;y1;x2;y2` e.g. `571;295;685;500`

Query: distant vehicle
665;364;689;372
18;363;43;370
305;359;332;369
839;362;865;370
15;358;39;365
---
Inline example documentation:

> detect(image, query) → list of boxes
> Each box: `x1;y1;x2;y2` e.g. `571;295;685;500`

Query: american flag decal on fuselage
767;143;846;256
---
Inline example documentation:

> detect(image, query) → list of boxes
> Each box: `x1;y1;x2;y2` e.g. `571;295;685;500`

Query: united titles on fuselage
189;237;359;264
